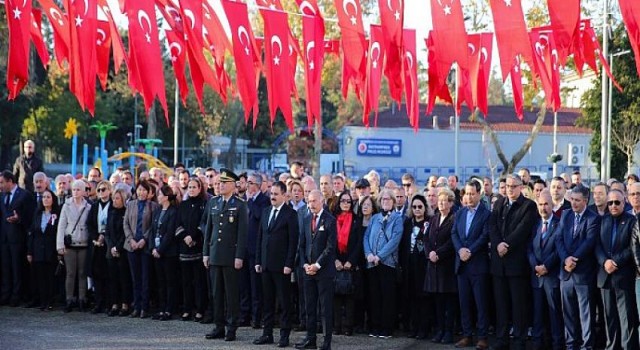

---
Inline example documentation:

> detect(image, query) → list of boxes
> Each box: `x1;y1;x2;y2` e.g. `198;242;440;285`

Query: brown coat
123;199;160;252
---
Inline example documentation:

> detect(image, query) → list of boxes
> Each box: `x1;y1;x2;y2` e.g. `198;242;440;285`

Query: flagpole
600;0;609;181
553;112;558;177
454;63;460;178
173;81;179;166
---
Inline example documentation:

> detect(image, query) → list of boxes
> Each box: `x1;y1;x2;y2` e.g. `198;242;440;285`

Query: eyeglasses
96;188;107;193
380;197;392;201
402;183;412;187
85;187;91;192
340;199;352;204
506;184;520;189
412;205;424;209
629;192;640;197
247;181;256;185
607;200;622;206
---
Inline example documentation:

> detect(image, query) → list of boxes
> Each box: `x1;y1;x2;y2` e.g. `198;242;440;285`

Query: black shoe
140;310;149;319
319;343;331;350
415;331;427;340
160;313;172;321
91;306;104;314
343;329;353;336
431;331;444;343
407;331;417;338
9;299;20;307
278;335;290;348
78;301;86;312
181;313;191;321
64;303;73;313
253;334;274;345
252;321;262;329
240;319;251;327
25;301;39;308
194;314;204;323
294;324;306;332
152;312;163;320
294;338;317;349
224;330;236;341
130;310;140;318
205;328;225;340
441;331;453;344
119;308;131;317
333;329;342;336
108;308;119;317
201;316;213;324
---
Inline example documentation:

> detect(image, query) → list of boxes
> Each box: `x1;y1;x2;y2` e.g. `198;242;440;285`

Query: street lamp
607;50;631;178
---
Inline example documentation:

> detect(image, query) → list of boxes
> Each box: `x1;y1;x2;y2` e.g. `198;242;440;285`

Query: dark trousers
107;256;132;306
532;284;565;349
601;287;639;350
91;245;108;308
128;251;150;312
296;266;307;326
434;292;457;334
333;294;355;331
561;279;594;350
33;261;55;307
1;243;24;302
493;275;529;350
262;269;292;334
154;256;178;314
457;271;489;338
368;264;397;334
304;276;334;345
239;254;262;324
180;260;205;314
210;265;240;330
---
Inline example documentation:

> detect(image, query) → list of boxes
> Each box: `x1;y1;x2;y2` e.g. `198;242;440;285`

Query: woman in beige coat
56;180;92;312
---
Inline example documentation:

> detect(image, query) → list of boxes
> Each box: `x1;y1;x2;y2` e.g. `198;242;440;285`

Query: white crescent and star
184;9;196;30
406;51;414;69
468;43;476;56
166;6;181;23
238;26;250;56
271;35;283;65
387;0;402;21
299;1;316;16
96;28;107;45
169;42;182;62
138;10;152;43
49;8;65;26
306;41;315;70
343;0;358;25
481;47;489;63
371;41;381;69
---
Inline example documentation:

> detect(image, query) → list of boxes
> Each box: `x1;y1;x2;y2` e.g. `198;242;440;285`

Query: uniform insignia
229;216;235;223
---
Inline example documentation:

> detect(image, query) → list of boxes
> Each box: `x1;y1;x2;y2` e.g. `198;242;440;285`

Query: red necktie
311;214;317;233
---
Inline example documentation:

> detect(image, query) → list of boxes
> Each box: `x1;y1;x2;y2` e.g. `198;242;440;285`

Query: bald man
13;140;44;193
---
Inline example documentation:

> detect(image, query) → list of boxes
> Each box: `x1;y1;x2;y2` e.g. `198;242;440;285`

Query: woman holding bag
56;180;92;312
332;191;363;336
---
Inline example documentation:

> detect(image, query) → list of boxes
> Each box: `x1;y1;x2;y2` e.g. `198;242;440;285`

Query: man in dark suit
556;184;601;350
594;189;639;350
527;190;564;350
451;180;491;350
0;170;35;306
202;168;248;342
295;190;336;350
550;176;571;218
489;174;538;350
240;173;270;328
253;181;299;347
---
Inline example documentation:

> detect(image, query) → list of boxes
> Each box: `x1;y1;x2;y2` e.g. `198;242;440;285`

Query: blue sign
356;138;402;157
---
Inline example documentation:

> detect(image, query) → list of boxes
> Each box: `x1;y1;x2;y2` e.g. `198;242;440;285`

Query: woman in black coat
86;180;112;313
176;177;207;321
401;194;431;339
104;187;132;316
149;185;179;321
424;188;457;344
332;191;364;336
27;189;60;310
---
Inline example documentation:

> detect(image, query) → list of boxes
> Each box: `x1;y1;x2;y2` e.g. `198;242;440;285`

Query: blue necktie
572;214;581;239
541;220;548;248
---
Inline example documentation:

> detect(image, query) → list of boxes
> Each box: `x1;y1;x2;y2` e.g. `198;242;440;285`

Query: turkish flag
5;0;32;100
548;0;580;66
467;33;493;117
510;57;524;120
95;20;112;91
155;0;184;33
489;0;534;81
297;0;325;127
98;0;126;74
426;32;452;116
456;68;474;116
378;0;404;104
166;29;189;105
620;0;640;78
202;0;232;65
403;29;419;129
39;0;70;69
261;8;294;131
30;9;50;67
66;0;98;115
530;28;561;112
363;24;385;127
334;0;366;99
223;0;261;125
430;0;468;89
324;40;340;55
127;0;169;122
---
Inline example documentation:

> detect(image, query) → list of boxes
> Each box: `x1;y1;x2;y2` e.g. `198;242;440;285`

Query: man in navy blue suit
451;180;491;350
527;189;564;350
594;189;639;350
556;184;601;350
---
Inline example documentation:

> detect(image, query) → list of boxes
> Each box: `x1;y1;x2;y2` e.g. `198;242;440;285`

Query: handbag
63;206;87;248
334;269;355;295
54;259;66;277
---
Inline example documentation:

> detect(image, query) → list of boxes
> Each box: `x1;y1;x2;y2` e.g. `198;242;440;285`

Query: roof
353;104;591;134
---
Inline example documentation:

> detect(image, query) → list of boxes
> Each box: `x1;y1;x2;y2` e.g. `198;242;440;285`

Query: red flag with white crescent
467;33;493;117
261;8;294;131
403;29;419;130
547;0;580;66
30;9;50;67
334;0;366;99
426;32;453;116
98;0;126;74
489;0;535;81
166;29;189;105
95;19;112;91
222;0;261;126
297;0;325;127
126;0;169;123
5;0;32;100
510;57;524;120
324;40;340;55
530;28;562;112
619;0;640;78
378;0;404;104
363;24;385;127
38;0;70;69
430;0;469;90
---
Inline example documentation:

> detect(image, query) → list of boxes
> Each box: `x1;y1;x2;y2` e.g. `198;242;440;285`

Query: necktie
311;214;318;234
573;213;581;239
541;221;548;248
37;193;41;204
611;220;618;248
268;208;278;229
5;192;10;207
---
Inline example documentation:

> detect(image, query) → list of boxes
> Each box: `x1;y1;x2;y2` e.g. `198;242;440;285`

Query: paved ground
0;306;457;350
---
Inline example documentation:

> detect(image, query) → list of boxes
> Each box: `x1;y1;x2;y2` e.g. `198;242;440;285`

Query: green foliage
578;25;638;180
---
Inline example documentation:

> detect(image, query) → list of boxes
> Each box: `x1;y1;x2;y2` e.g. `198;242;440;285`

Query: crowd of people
4;140;640;350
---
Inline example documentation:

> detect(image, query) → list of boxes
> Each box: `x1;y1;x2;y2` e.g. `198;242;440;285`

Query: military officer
203;169;248;342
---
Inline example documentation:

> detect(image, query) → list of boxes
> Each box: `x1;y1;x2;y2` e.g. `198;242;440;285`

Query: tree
611;117;640;176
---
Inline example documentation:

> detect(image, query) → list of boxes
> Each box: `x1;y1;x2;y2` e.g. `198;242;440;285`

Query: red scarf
336;211;353;254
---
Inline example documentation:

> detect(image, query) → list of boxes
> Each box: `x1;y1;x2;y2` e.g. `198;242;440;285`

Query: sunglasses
402;183;412;187
412;205;424;209
96;188;108;193
340;199;352;204
85;187;91;192
607;200;622;206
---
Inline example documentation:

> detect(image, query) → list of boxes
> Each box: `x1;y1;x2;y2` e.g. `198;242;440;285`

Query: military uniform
203;169;248;339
